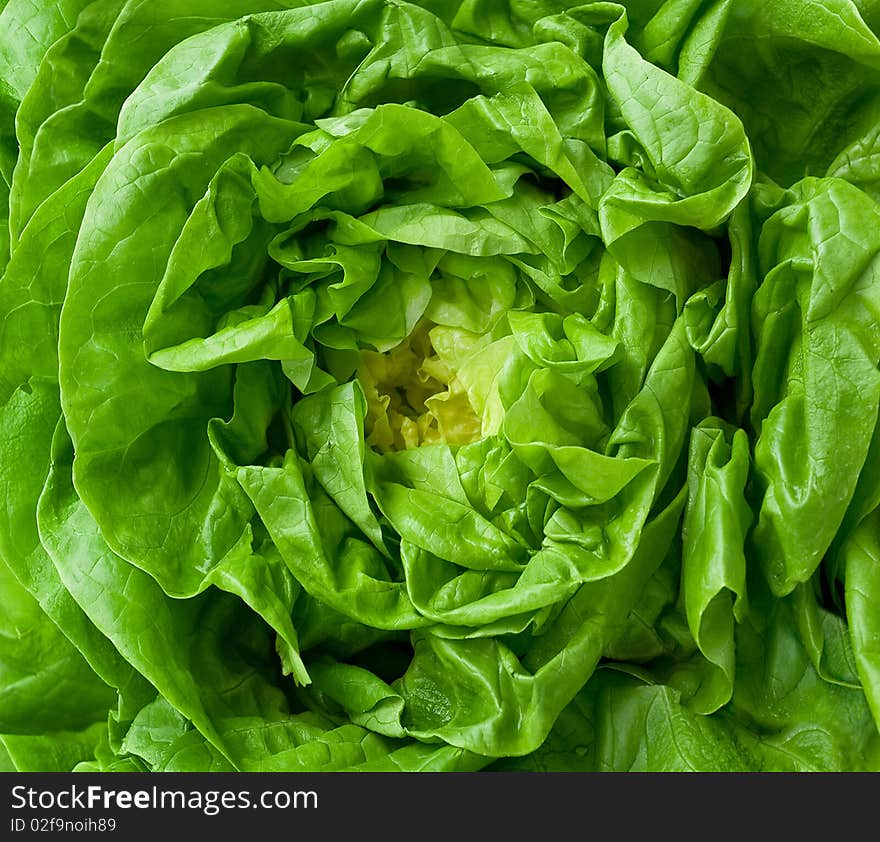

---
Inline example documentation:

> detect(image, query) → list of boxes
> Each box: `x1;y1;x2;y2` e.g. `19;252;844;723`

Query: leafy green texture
1;0;879;771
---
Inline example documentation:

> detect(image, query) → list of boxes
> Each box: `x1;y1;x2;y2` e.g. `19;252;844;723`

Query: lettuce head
1;0;880;772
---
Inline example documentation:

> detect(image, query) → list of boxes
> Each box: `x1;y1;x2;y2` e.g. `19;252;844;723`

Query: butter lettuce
1;0;880;772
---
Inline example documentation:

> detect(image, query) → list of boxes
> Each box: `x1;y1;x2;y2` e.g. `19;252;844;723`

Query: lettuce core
358;321;485;452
